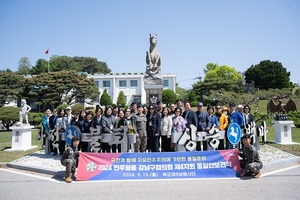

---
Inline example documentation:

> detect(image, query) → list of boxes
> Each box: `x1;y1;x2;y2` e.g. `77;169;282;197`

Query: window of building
94;81;99;87
163;80;169;87
119;80;127;87
103;80;110;87
130;80;138;87
132;95;141;104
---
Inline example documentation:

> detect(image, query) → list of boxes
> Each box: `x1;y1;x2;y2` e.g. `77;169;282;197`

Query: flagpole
45;48;49;73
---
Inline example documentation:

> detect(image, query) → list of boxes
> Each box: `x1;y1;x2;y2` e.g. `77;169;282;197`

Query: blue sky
0;0;299;89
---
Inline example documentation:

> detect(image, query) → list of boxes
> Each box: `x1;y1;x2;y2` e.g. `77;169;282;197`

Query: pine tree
100;89;112;106
117;91;126;107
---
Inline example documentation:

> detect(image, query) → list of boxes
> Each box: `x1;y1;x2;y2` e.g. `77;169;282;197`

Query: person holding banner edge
61;136;80;183
239;134;263;178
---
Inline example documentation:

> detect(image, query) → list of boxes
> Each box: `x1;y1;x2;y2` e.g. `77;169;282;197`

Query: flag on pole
45;49;49;55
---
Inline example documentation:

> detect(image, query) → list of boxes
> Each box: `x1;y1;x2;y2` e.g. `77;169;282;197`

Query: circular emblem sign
227;123;242;145
65;125;81;146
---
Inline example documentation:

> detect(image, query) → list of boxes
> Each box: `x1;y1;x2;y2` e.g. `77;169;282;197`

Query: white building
88;72;177;105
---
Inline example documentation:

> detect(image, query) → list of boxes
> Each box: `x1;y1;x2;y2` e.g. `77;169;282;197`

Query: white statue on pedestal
19;99;31;125
145;34;162;85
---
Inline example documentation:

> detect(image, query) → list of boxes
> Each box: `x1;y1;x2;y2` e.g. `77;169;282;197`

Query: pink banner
77;149;241;181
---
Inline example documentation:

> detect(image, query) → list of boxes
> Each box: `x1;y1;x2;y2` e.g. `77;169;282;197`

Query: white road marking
0;168;63;183
261;164;300;177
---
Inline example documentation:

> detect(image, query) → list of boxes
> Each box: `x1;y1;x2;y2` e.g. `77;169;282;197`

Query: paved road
1;165;300;200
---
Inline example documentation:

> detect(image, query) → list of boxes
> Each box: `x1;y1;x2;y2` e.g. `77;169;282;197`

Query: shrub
0;106;19;130
71;104;84;113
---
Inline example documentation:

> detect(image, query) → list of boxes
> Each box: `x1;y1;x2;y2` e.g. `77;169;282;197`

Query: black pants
59;140;66;155
111;144;121;153
218;139;225;150
161;136;171;152
80;141;89;152
196;141;208;151
101;143;111;153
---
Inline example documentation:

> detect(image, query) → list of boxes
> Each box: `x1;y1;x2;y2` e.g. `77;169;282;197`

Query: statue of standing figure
145;34;162;84
19;99;31;125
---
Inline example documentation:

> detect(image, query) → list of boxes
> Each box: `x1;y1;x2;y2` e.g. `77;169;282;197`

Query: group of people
41;100;262;182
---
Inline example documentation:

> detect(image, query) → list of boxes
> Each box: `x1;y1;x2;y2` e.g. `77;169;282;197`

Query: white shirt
161;116;172;136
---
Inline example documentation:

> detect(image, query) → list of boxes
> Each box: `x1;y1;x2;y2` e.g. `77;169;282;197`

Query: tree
203;63;219;75
72;56;111;74
193;65;244;99
17;57;31;75
21;70;100;108
175;85;189;103
0;72;26;107
50;56;76;72
193;78;244;98
117;91;126;107
205;65;243;81
244;60;290;90
70;103;84;113
30;59;49;74
100;89;112;106
0;68;13;72
209;90;257;107
188;90;198;107
162;89;177;106
31;56;111;75
0;106;19;130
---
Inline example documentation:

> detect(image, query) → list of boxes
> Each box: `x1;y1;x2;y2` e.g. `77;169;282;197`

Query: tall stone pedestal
144;84;163;106
274;121;294;144
5;125;37;151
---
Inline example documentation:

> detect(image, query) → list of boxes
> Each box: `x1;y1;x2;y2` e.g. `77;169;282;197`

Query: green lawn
0;129;42;163
265;125;300;156
256;99;300;156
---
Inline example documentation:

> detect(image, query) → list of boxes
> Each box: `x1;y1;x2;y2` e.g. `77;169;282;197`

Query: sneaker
253;172;261;178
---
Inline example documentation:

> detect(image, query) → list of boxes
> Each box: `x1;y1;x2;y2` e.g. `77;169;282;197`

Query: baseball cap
66;106;71;110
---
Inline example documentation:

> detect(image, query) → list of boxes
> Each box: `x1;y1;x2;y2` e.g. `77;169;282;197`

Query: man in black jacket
182;101;197;129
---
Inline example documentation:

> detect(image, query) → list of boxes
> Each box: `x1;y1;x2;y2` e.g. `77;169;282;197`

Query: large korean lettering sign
77;149;241;181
